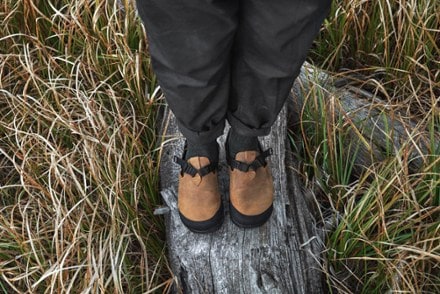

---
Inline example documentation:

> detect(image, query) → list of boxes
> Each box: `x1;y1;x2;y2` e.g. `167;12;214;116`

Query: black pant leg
228;0;332;136
136;0;238;144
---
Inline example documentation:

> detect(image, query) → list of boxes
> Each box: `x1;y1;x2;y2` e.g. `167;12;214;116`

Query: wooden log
158;105;326;293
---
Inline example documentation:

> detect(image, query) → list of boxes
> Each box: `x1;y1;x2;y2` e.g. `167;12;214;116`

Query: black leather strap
173;156;218;177
227;148;273;172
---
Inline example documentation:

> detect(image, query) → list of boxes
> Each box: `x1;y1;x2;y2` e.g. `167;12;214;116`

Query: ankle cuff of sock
226;129;260;159
184;140;219;163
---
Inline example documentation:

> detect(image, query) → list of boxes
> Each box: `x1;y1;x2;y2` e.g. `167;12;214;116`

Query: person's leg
227;0;332;228
136;0;238;147
136;0;239;233
228;0;332;137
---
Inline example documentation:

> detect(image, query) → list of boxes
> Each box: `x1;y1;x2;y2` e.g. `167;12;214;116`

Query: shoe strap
173;156;218;177
227;148;273;172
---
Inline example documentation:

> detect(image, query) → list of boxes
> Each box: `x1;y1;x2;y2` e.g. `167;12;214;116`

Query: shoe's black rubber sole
179;202;224;234
229;203;273;228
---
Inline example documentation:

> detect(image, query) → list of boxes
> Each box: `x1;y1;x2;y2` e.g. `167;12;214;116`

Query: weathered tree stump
158;104;326;293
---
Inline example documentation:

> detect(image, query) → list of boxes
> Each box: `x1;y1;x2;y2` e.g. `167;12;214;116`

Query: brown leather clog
174;155;224;233
227;148;274;228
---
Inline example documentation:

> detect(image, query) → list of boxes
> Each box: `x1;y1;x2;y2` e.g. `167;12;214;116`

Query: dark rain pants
136;0;332;144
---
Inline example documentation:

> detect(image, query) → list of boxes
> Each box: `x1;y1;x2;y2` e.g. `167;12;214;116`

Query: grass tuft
1;0;169;292
296;1;439;291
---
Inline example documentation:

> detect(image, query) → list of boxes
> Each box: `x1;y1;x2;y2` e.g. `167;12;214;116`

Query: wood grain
158;100;325;293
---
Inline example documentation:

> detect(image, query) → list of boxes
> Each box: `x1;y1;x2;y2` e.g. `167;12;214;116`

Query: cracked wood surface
158;96;325;293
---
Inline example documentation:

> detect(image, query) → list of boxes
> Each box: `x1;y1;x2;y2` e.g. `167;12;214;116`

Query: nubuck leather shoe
173;153;224;233
227;145;274;228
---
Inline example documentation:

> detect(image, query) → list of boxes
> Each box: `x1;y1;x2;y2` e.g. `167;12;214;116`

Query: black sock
226;128;260;159
184;140;219;163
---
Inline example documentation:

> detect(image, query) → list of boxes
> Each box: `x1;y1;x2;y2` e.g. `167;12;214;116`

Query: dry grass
1;0;170;292
313;0;440;117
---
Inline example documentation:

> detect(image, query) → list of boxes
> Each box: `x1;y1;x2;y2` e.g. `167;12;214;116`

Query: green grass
292;76;439;293
296;0;439;292
0;0;439;292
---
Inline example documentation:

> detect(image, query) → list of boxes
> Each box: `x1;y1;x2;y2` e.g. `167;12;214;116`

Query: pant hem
177;119;226;144
227;112;271;137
